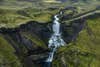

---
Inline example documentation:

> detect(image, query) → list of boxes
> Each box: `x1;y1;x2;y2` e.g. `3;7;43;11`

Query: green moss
0;34;22;67
0;0;99;28
22;32;47;48
33;13;52;22
53;18;100;67
0;7;59;28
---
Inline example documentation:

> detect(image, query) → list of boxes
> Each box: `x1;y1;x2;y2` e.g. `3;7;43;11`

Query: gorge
0;8;100;67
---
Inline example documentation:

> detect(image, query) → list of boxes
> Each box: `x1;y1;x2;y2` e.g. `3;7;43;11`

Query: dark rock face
61;19;86;44
0;21;52;67
0;18;86;67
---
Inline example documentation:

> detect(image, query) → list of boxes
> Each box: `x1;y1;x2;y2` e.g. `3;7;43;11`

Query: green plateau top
0;0;100;28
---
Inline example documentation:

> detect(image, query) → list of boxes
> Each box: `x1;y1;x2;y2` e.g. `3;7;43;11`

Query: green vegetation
0;6;59;28
0;34;22;67
22;32;47;48
0;0;100;67
0;0;99;28
53;18;100;67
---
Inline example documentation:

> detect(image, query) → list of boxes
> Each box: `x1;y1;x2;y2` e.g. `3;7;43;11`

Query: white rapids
45;13;65;62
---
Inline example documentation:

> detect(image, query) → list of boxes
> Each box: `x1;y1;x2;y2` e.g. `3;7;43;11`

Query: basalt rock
0;13;99;67
0;18;86;67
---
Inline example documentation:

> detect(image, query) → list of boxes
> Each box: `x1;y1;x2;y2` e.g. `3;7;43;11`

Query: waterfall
44;12;65;65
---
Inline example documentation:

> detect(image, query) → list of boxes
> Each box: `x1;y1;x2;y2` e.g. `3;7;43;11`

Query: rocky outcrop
0;11;99;67
0;18;86;67
0;21;51;67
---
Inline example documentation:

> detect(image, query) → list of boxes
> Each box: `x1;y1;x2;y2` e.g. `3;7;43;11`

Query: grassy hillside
0;0;99;28
53;18;100;67
0;0;100;67
0;14;99;67
0;34;22;67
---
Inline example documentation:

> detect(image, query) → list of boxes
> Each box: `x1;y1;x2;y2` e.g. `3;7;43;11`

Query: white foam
46;13;65;62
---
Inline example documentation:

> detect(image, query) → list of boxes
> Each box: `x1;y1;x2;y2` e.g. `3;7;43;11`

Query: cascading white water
45;13;65;62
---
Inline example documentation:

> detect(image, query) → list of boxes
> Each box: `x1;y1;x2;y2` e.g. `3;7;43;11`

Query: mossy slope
53;18;100;67
0;34;22;67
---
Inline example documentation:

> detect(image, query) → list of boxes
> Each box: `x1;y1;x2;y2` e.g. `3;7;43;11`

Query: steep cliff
0;13;100;67
0;0;100;67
